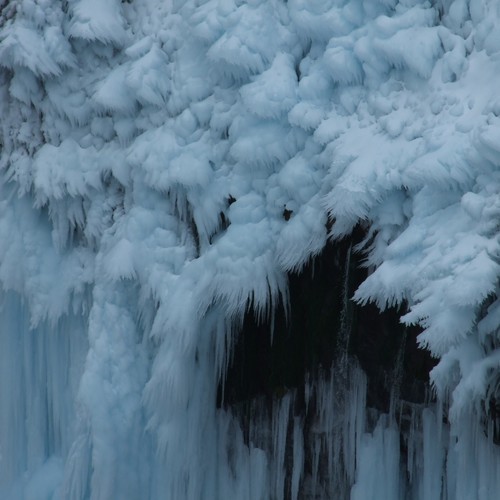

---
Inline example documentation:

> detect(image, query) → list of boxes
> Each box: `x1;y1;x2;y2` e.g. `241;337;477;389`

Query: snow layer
1;0;500;498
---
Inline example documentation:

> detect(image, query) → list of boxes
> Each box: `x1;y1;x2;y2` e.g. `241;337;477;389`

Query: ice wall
3;298;500;500
0;291;87;499
1;0;500;498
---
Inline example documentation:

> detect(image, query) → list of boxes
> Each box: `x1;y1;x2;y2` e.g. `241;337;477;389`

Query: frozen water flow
1;0;500;498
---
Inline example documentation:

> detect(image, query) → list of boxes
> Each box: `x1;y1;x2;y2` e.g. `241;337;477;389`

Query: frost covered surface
1;0;500;498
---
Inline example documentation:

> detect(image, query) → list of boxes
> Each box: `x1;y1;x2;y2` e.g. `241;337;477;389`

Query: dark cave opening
218;230;436;414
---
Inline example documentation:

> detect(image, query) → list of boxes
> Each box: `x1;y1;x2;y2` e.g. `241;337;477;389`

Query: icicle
271;393;291;500
291;417;304;500
310;437;321;500
343;365;367;483
421;408;444;500
351;415;402;500
390;326;408;417
407;409;415;487
338;242;353;372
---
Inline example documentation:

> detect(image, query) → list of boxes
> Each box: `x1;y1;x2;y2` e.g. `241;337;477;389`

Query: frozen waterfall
3;285;500;499
2;0;500;498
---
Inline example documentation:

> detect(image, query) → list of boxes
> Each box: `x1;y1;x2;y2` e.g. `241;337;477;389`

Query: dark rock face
217;234;437;498
219;234;435;413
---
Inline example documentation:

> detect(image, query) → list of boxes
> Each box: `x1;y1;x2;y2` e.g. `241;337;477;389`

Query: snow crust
1;0;500;498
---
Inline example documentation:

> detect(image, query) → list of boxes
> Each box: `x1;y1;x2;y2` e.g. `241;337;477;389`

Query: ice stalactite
337;242;353;372
222;366;500;500
223;362;367;500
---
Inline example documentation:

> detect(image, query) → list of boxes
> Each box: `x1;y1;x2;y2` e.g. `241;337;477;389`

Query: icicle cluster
1;0;500;498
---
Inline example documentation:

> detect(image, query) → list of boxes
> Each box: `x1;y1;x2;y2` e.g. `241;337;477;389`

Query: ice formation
1;0;500;498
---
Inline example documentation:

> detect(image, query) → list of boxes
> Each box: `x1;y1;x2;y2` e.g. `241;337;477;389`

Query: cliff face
222;234;434;412
220;235;437;498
